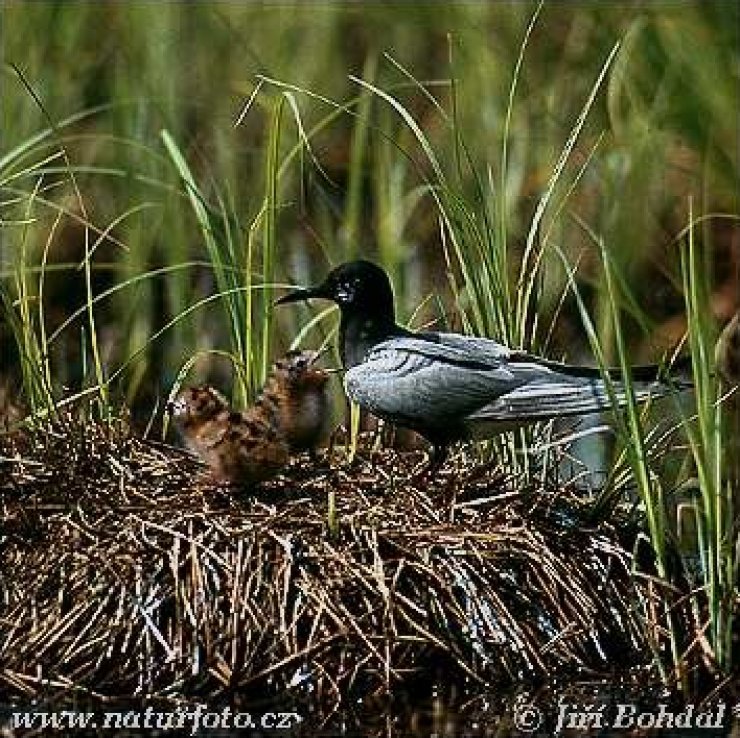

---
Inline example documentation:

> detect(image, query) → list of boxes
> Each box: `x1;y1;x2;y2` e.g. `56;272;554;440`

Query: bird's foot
410;444;449;484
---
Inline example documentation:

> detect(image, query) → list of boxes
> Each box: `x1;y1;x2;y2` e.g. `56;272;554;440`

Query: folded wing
344;333;669;438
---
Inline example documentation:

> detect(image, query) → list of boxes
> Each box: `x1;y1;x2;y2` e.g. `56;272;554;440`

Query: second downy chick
254;349;332;458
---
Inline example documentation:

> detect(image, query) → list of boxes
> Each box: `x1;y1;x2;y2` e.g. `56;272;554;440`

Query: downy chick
168;385;289;485
254;349;331;458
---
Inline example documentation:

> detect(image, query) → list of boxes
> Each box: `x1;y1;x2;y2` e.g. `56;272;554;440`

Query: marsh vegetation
1;1;738;733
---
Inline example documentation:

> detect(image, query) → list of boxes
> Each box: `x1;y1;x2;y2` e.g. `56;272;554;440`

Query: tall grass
3;2;735;410
563;237;684;687
679;205;737;676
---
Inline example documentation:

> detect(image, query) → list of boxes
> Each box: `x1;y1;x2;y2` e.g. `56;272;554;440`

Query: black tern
277;260;688;468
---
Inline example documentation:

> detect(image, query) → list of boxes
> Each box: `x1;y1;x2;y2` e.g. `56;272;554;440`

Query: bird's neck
339;313;406;368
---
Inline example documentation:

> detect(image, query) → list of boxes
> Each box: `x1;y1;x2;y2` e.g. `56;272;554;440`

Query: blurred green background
1;0;738;424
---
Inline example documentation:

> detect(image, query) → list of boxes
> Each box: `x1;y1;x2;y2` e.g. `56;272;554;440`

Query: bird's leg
411;443;449;481
427;444;449;475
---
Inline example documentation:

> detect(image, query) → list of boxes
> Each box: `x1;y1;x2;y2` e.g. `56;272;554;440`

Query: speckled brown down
168;350;330;485
256;350;331;456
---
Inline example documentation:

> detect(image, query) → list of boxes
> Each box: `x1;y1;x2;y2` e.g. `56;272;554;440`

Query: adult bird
277;260;686;470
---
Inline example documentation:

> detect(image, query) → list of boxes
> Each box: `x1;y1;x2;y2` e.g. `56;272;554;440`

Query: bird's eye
336;281;354;303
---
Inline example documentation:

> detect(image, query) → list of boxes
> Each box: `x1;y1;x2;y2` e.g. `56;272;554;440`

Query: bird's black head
276;260;396;323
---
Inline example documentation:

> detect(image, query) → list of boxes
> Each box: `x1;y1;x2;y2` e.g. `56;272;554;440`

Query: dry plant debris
1;411;655;713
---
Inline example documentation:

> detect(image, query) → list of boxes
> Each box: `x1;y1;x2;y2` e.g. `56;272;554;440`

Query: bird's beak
309;344;331;365
275;284;328;306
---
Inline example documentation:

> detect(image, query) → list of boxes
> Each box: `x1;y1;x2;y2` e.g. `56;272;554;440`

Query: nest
1;411;655;716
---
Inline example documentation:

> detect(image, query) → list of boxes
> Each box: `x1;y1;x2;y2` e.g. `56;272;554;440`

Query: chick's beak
275;284;328;306
311;343;331;364
307;344;331;365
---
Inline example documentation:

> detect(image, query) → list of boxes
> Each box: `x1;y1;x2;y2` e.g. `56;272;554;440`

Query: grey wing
465;372;667;438
399;333;512;368
418;335;669;421
344;333;670;439
343;337;527;428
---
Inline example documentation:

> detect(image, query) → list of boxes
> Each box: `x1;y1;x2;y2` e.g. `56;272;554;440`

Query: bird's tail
470;379;665;423
533;354;693;385
468;357;691;426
